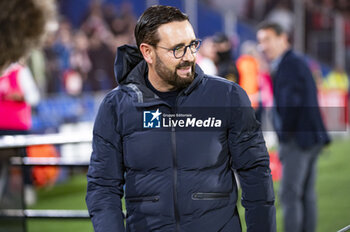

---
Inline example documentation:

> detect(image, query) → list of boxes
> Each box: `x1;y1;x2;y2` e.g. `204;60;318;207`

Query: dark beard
155;52;195;90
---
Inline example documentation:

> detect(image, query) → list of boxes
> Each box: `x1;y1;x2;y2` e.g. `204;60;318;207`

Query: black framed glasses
157;39;202;59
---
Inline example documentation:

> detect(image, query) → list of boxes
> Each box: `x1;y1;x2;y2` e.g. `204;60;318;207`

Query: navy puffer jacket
86;45;276;232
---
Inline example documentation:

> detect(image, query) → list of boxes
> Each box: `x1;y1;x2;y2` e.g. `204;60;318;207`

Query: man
257;22;330;232
86;5;276;232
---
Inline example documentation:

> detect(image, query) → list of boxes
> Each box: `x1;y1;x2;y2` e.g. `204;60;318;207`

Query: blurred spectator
307;0;334;31
196;37;218;75
81;0;112;46
344;16;350;74
43;32;62;94
0;0;56;73
28;0;137;94
335;0;350;13
249;41;274;109
323;66;349;91
236;41;260;108
105;2;136;37
86;30;116;91
266;0;294;34
28;49;48;97
0;62;40;134
27;18;59;97
305;0;335;65
257;22;330;232
212;33;240;83
261;0;285;21
78;0;131;91
56;20;74;71
68;30;92;96
63;70;84;96
105;2;136;52
45;19;75;93
0;62;41;206
237;41;274;122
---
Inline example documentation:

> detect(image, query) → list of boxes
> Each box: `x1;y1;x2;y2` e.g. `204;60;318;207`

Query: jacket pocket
192;192;230;200
126;195;160;203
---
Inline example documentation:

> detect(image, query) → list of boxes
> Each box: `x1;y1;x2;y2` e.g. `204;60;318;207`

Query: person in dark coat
86;5;276;232
257;22;330;232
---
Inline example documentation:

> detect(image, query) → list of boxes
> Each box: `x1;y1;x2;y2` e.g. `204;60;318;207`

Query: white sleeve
199;58;218;76
18;66;40;106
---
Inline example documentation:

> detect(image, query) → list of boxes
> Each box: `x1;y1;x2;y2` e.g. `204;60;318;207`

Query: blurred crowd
28;1;136;97
247;0;350;73
200;0;350;104
245;0;350;31
21;0;349;100
1;0;346;132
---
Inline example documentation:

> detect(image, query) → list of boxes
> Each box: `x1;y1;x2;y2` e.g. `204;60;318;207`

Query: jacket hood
114;44;144;85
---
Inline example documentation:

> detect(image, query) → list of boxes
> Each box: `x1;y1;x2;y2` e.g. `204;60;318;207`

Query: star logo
150;109;162;122
143;109;162;128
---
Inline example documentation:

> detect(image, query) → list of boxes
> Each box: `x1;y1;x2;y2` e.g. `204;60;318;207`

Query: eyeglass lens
174;40;201;58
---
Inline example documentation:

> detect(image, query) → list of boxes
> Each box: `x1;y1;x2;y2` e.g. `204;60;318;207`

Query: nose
182;46;195;62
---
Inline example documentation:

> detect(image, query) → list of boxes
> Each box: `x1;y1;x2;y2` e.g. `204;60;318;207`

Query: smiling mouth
177;66;192;76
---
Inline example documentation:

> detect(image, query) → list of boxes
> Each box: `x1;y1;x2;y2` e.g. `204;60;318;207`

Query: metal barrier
0;133;92;232
338;225;350;232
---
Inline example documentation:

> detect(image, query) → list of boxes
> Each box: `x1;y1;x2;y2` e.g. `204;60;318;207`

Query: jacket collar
280;49;293;62
271;49;293;79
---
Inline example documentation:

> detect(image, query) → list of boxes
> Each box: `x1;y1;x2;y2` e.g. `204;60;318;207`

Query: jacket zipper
171;96;181;232
191;192;230;200
126;195;160;203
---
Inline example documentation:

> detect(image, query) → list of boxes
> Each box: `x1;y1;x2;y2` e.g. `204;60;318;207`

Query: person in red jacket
0;63;40;135
0;0;56;208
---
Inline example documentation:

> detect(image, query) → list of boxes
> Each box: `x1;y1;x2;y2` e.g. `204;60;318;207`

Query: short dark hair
257;21;285;36
134;5;189;50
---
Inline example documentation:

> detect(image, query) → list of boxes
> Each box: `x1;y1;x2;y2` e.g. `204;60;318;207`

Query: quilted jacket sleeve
228;86;276;232
86;92;125;232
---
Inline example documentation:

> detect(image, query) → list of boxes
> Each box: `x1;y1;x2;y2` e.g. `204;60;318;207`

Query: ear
139;43;154;64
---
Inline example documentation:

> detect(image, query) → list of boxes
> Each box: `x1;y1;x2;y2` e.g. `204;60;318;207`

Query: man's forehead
157;21;196;45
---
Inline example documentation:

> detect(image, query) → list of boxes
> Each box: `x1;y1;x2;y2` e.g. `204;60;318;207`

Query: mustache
176;61;194;69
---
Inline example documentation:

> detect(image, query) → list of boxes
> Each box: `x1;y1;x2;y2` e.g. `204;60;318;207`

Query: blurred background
0;0;349;231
